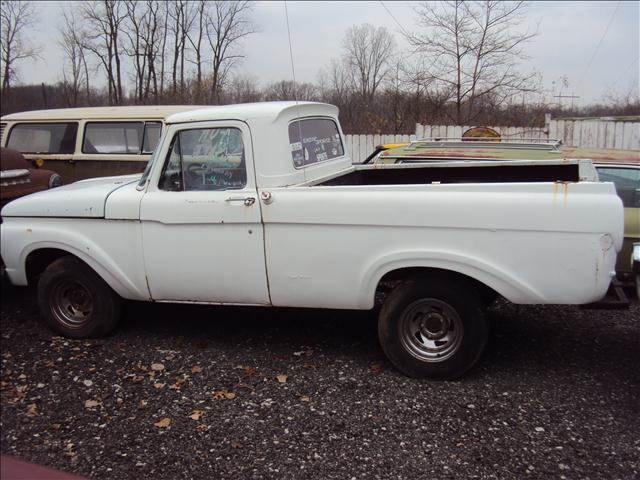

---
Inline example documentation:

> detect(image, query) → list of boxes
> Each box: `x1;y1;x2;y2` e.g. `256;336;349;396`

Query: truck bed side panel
261;182;622;309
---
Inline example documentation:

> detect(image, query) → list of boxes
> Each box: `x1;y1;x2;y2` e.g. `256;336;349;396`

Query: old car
558;149;639;291
0;105;203;184
0;102;623;379
0;147;62;210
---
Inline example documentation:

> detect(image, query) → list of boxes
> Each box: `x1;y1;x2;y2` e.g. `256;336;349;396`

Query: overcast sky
14;0;640;105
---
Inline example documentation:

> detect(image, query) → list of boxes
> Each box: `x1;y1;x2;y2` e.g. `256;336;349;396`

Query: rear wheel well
25;248;79;286
376;267;500;307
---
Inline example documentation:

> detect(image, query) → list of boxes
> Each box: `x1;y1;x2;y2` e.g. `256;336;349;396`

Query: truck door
139;120;270;304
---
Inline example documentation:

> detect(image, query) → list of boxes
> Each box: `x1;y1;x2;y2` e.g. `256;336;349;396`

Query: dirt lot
1;284;638;480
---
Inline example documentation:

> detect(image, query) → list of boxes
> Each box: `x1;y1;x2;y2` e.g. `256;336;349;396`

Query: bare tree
342;23;395;103
166;0;193;98
159;1;169;98
123;0;146;103
263;80;318;101
141;0;164;102
59;8;90;106
385;59;406;134
167;1;182;96
318;58;359;127
407;0;538;124
80;0;127;105
123;0;164;103
1;0;39;90
186;0;206;99
602;84;640;116
203;0;255;103
401;57;452;125
220;73;261;104
321;58;352;102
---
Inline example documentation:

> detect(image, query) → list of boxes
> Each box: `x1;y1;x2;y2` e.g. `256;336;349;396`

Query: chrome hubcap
50;280;93;329
399;298;463;362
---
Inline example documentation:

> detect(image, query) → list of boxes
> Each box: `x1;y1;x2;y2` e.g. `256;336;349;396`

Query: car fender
2;221;149;301
358;249;545;308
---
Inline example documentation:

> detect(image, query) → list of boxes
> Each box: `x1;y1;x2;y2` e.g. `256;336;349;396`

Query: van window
143;122;162;153
7;122;78;154
288;118;344;168
83;122;144;154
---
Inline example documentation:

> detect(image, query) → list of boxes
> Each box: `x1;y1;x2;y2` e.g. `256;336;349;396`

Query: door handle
225;196;255;206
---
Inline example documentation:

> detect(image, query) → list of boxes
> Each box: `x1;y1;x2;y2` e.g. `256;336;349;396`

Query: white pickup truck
0;102;624;379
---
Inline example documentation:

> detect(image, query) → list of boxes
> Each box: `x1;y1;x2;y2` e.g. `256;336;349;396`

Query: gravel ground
1;284;639;480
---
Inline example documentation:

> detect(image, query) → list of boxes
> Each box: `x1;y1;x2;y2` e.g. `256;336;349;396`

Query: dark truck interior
319;163;580;186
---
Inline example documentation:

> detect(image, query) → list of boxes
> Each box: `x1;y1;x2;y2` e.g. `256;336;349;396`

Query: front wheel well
375;267;500;307
25;248;81;286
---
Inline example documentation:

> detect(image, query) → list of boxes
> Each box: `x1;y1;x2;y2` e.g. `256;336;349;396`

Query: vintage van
0;106;203;183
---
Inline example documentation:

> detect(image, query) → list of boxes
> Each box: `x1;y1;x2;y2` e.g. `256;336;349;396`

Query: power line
576;0;622;90
610;56;639;89
379;0;412;38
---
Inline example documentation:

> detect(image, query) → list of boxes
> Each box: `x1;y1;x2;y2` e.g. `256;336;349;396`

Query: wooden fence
343;134;416;164
345;115;640;162
548;117;640;150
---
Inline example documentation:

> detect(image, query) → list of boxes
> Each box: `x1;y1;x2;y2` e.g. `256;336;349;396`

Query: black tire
378;275;488;380
37;256;122;338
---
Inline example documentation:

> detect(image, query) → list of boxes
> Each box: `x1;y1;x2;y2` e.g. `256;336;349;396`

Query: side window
142;122;162;153
7;122;78;154
288;117;344;168
597;167;640;208
159;135;183;191
83;122;144;154
159;127;246;192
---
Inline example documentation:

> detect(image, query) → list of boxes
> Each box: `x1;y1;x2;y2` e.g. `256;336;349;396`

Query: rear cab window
83;121;163;154
289;118;344;168
7;123;78;154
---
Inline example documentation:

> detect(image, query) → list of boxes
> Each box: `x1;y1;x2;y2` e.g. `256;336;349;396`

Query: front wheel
378;276;488;379
37;256;122;338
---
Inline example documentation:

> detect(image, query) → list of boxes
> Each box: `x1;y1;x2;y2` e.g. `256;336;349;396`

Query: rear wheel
37;256;122;338
378;276;488;379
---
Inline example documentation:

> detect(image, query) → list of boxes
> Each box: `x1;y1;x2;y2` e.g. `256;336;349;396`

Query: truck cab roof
165;101;338;124
164;101;352;188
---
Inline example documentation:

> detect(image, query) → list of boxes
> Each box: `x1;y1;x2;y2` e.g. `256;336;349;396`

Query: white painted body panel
139;120;270;304
261;182;621;307
104;182;145;220
1;217;148;300
0;102;624;309
1;175;140;218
